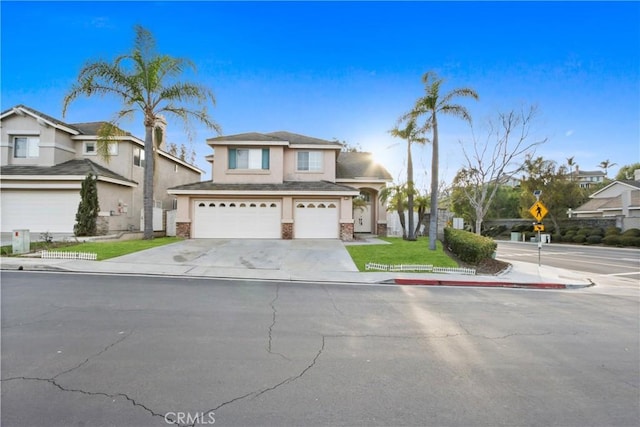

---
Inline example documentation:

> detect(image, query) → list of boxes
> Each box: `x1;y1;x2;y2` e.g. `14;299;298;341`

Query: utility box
12;229;30;254
510;232;522;242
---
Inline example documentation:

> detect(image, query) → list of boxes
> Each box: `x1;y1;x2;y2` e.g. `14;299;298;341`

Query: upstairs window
84;141;117;156
133;147;145;167
228;148;269;170
297;151;323;171
84;141;96;155
13;136;39;158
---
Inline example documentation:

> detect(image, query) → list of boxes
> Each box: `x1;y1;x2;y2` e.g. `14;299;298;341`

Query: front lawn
0;237;182;260
346;237;459;272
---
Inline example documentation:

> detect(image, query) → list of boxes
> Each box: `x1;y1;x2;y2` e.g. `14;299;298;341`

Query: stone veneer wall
340;223;354;241
376;223;388;237
96;217;110;236
176;222;191;239
282;223;293;240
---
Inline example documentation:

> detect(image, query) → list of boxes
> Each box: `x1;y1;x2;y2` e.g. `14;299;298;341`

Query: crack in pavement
53;330;134;380
1;376;179;425
191;335;326;427
322;285;344;315
267;284;291;361
1;329;182;425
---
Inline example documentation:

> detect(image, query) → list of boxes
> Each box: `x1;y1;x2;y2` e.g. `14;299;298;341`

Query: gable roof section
590;180;640;198
336;152;393;181
574;189;640;213
207;131;342;148
0;159;137;186
0;104;81;135
168;180;359;195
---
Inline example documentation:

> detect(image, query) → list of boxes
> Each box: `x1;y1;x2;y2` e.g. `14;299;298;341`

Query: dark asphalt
2;271;639;427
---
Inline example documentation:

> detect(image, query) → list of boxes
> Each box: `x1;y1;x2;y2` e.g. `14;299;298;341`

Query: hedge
444;228;497;264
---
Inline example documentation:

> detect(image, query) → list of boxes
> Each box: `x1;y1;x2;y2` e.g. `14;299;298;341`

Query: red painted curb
393;278;567;289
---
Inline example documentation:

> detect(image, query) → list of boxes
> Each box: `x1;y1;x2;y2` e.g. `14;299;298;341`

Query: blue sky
2;1;638;188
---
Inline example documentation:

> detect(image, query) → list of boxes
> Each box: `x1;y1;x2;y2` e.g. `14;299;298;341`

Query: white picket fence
365;262;476;275
41;250;97;261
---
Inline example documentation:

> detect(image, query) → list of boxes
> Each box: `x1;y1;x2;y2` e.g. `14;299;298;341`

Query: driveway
103;239;359;272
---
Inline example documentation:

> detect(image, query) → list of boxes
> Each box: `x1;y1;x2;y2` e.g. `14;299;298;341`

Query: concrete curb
392;278;595;289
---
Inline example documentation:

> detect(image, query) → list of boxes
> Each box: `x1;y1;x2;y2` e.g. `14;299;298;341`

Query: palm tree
380;184;408;239
409;71;478;250
63;26;220;239
389;116;427;240
598;159;617;177
566;156;576;181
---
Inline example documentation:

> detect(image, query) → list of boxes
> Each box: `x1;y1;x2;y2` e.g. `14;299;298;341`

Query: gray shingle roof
0;159;137;184
336;151;393;180
170;180;358;193
207;131;342;147
70;121;133;136
0;104;79;132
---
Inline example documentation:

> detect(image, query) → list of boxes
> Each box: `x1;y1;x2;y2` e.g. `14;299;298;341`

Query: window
228;148;269;170
297;151;323;171
13;136;39;158
84;141;96;155
133;147;145;167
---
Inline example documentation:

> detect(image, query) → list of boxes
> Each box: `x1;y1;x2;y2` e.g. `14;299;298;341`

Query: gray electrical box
12;230;30;255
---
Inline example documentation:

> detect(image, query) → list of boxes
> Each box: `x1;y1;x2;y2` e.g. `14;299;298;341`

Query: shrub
577;228;592;237
622;228;640;237
552;233;562;243
621;236;640;247
444;228;497;264
586;235;602;245
605;226;621;236
590;227;605;237
603;235;621;246
572;235;586;244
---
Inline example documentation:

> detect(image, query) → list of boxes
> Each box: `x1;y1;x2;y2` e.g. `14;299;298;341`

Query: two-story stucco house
0;105;203;234
168;131;392;240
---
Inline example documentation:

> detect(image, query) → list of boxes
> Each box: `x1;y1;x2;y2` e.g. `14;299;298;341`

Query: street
497;241;640;281
2;271;639;427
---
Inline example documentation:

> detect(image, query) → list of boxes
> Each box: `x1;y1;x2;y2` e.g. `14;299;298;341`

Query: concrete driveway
104;239;359;273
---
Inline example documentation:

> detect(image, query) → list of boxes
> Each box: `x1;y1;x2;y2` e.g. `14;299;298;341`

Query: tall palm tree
409;71;478;250
63;26;220;239
598;159;617;177
389;116;427;240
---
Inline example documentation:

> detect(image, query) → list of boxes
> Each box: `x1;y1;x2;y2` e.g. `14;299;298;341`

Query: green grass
4;237;182;260
346;237;459;272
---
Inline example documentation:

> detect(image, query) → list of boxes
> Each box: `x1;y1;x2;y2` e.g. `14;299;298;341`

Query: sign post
529;191;548;266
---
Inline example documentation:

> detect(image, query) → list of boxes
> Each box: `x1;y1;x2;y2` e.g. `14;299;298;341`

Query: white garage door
193;200;281;239
294;201;339;238
1;190;80;233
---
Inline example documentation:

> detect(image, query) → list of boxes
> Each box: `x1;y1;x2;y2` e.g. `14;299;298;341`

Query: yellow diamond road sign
529;201;548;221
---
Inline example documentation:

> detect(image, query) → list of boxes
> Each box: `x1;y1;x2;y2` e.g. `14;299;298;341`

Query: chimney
621;191;631;217
634;169;640;181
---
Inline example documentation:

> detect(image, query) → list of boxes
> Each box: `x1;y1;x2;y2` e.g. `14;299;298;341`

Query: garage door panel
193;200;280;239
294;201;339;239
1;190;79;233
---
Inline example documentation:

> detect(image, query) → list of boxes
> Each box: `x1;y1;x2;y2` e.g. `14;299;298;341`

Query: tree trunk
406;140;415;241
428;114;439;250
143;122;155;240
475;218;483;235
397;208;407;239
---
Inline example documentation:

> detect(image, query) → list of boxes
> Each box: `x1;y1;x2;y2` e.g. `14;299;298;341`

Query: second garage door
193;200;281;238
294;201;339;238
1;190;80;233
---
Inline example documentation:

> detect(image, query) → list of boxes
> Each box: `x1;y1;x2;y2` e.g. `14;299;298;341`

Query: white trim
4;129;41;135
0;183;82;189
336;178;392;183
158;150;204;174
38;143;77;154
168;189;359;196
590;181;640;197
291;144;341;150
71;134;145;147
0;174;137;188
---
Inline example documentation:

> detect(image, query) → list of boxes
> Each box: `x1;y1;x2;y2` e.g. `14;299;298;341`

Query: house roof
0;159;137;185
1;104;81;134
69;121;134;136
574;189;640;212
207;131;342;147
336;152;393;181
168;180;359;194
589;180;640;198
570;169;606;177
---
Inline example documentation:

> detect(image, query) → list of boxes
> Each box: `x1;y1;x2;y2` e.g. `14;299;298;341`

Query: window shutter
228;148;236;169
262;148;269;169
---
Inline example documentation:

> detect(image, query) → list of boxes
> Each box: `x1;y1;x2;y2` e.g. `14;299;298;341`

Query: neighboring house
572;178;640;229
168;131;392;240
568;168;607;188
0;105;203;234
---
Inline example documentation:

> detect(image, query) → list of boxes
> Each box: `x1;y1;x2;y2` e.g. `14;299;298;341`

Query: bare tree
455;105;548;234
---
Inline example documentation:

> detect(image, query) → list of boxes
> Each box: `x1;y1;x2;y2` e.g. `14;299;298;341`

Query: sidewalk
0;255;594;289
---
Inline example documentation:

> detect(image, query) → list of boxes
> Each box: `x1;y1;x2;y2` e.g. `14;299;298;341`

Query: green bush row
444;228;497;264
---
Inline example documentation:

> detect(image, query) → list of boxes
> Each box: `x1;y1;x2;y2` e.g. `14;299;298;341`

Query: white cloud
565;129;574;137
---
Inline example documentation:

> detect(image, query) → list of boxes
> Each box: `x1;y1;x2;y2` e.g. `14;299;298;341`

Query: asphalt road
497;241;640;281
2;271;639;427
